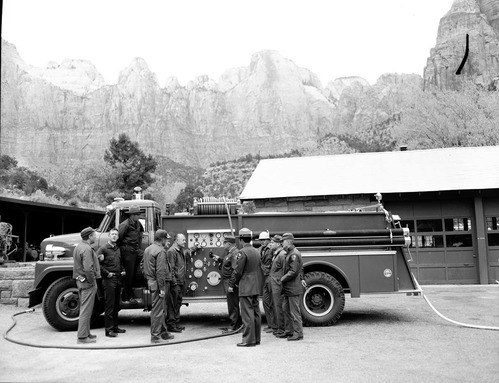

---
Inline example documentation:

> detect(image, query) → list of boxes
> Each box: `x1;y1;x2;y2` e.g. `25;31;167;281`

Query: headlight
44;244;67;260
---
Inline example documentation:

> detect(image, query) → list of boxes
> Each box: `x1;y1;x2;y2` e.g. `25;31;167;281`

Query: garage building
239;146;499;285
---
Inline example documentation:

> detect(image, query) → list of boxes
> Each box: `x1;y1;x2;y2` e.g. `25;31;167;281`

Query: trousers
240;295;261;344
121;244;139;301
262;276;275;329
102;275;121;332
283;294;303;337
77;281;97;339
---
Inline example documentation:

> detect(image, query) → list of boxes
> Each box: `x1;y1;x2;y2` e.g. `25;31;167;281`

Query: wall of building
0;263;35;307
254;195;371;212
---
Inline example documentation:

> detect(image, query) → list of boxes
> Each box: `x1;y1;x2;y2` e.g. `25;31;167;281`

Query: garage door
388;200;478;284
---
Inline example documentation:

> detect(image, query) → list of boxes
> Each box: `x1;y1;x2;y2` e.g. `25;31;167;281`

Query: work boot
113;327;126;333
167;326;182;333
151;337;169;344
264;328;274;333
106;331;118;338
161;332;175;340
287;335;303;341
77;337;96;344
88;333;97;339
276;332;293;338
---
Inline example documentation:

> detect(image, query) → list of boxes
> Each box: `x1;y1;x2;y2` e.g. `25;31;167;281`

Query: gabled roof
239;146;499;200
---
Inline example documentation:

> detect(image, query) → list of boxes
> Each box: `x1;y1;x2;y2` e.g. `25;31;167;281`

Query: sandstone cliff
424;0;499;90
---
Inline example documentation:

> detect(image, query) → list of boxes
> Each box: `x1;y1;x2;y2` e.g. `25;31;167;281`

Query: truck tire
301;271;345;326
42;276;104;331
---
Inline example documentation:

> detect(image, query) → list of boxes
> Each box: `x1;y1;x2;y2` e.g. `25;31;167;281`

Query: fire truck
29;193;420;331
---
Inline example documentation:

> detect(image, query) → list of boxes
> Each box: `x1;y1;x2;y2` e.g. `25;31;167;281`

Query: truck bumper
28;288;44;308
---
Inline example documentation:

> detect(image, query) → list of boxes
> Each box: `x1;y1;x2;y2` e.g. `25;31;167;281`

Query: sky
1;0;453;87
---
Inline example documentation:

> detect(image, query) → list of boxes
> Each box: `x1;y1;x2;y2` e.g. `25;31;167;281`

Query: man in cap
279;232;304;341
259;230;275;333
229;228;262;347
142;229;174;344
212;235;242;332
118;205;144;304
73;227;101;344
269;235;287;337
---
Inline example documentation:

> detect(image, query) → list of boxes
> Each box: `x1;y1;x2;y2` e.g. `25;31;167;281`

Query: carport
0;196;103;262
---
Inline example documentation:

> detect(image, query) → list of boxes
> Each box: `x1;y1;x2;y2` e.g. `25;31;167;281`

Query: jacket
230;243;262;297
142;243;169;292
73;241;101;285
281;245;304;296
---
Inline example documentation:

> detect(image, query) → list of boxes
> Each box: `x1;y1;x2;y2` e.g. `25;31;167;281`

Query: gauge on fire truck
207;271;221;286
194;259;203;269
194;269;203;278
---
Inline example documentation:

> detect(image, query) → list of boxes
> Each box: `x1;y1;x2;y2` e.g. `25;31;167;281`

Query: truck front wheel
301;271;345;326
42;277;103;331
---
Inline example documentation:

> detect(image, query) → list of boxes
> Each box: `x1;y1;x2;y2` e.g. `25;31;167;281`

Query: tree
173;184;204;213
102;133;157;198
393;80;499;149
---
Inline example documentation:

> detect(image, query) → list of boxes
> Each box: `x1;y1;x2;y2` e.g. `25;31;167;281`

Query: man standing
269;235;286;337
166;233;188;333
142;229;174;344
259;230;275;333
97;228;126;338
118;205;143;304
73;227;101;344
213;235;242;332
229;228;262;347
279;232;304;341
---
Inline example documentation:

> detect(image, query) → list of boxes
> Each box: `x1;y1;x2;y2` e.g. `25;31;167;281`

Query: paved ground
1;285;498;383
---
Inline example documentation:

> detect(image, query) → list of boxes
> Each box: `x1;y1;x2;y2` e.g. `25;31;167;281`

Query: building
240;146;499;285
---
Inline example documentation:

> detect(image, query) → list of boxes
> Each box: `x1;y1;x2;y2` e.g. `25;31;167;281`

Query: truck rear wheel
42;276;104;331
301;271;345;326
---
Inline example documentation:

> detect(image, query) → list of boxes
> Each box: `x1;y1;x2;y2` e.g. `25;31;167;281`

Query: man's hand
301;280;308;288
159;290;165;298
108;272;115;278
121;271;126;276
228;286;234;293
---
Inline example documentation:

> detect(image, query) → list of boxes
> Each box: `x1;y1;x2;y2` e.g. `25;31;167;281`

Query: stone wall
0;263;35;307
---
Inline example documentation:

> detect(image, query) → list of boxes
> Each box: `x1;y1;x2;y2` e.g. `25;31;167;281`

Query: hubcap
303;284;334;317
56;288;80;321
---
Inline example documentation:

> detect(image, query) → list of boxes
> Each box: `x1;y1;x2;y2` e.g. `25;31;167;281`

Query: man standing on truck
229;228;262;347
73;227;101;344
279;232;304;341
259;230;275;333
143;229;174;344
118;205;144;304
97;228;126;338
166;233;187;333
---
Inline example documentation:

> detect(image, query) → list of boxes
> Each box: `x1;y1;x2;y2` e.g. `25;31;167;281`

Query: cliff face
424;0;499;90
1;42;338;170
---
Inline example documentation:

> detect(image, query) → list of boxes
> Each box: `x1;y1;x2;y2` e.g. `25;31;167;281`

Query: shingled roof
239;146;499;200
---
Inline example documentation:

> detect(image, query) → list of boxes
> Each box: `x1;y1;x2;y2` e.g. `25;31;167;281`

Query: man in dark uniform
259;230;275;333
229;228;262;347
73;227;101;344
142;229;174;344
166;233;188;333
279;232;304;341
118;205;144;304
97;228;126;338
269;235;287;337
213;235;242;331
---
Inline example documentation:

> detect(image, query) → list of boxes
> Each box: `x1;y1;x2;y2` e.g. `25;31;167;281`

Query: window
445;218;471;231
487;216;499;246
417;219;442;232
400;220;415;232
415;235;444;248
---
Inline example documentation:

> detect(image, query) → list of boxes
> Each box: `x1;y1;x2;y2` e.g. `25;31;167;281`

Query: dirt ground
1;285;498;383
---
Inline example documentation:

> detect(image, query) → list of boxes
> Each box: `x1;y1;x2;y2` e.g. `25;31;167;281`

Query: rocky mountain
2;0;495;177
424;0;499;90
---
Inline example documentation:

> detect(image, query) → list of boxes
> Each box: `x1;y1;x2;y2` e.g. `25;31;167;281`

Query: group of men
72;206;189;344
214;228;305;346
73;204;306;346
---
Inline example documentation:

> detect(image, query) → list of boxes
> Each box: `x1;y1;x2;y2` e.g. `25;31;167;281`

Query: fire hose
3;309;243;349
